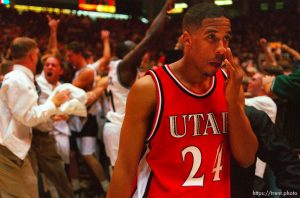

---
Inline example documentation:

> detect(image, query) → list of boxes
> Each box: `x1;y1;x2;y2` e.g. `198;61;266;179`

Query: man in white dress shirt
0;37;69;198
30;53;74;198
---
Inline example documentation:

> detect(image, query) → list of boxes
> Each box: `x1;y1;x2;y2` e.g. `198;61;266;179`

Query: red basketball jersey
132;65;230;198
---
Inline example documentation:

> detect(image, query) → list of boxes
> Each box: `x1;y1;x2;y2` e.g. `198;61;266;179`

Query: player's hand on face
223;48;245;103
224;48;244;81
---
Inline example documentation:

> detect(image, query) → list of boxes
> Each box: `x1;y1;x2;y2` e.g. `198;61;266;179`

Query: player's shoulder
78;67;94;78
83;66;95;73
128;75;157;111
133;75;155;91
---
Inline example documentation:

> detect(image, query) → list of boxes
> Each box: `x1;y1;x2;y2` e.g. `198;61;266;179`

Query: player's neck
169;60;213;94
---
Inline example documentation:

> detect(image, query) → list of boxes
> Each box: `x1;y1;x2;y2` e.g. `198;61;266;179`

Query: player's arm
97;30;111;74
224;48;258;168
93;76;109;98
118;0;173;87
86;76;109;106
72;68;94;90
107;75;157;198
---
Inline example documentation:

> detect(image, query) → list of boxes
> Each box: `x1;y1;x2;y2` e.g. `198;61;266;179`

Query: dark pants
29;129;74;198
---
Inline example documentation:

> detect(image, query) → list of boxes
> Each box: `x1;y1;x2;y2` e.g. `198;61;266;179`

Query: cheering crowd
0;1;300;198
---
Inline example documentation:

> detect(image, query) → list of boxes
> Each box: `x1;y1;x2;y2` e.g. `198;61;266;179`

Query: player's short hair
183;3;227;32
116;40;136;59
67;41;87;57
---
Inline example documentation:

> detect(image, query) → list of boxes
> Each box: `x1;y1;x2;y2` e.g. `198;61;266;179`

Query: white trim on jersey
146;70;163;142
165;65;216;97
220;68;228;79
132;148;152;198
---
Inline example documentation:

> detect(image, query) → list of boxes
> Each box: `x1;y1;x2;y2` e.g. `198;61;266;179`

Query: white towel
53;120;71;136
47;83;87;117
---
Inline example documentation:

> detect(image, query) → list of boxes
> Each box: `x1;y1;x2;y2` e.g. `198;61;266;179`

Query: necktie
34;79;41;96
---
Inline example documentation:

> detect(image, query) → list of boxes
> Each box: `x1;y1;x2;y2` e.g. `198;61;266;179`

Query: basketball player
107;3;258;198
66;41;109;192
103;0;173;169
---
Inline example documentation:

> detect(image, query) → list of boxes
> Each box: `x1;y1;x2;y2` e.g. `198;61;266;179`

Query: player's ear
182;31;192;48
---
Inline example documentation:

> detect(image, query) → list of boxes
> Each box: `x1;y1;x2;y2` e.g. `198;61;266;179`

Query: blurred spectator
264;68;300;151
30;53;74;198
231;106;300;198
245;71;279;195
0;36;69;198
